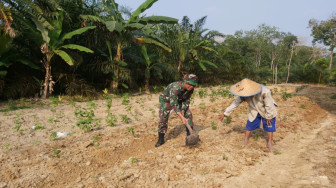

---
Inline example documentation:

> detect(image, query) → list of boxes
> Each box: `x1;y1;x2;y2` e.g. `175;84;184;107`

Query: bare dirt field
0;84;335;187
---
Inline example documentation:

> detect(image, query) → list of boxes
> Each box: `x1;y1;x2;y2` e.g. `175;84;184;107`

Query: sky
116;0;336;46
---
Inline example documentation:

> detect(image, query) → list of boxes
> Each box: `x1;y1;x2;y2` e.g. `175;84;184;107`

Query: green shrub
330;94;336;99
282;92;292;100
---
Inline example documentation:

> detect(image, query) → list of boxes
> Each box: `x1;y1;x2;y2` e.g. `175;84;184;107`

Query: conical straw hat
230;78;262;97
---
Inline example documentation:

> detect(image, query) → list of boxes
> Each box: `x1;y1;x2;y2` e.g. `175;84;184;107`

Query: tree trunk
112;42;123;91
275;64;278;85
112;80;118;91
255;48;261;68
286;43;295;83
42;60;51;99
329;48;334;70
319;72;322;84
178;60;182;72
111;71;119;91
145;77;150;94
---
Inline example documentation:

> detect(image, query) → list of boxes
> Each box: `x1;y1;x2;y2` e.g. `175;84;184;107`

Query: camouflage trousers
158;96;194;133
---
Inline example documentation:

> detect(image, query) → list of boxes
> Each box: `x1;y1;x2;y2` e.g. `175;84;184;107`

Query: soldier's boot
155;133;165;147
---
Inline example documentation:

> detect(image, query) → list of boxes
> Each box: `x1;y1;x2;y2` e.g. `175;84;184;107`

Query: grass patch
282;92;292;101
211;121;217;130
0;99;31;112
330;93;336;99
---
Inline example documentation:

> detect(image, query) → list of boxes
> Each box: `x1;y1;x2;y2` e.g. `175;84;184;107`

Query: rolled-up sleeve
263;92;276;119
224;97;243;116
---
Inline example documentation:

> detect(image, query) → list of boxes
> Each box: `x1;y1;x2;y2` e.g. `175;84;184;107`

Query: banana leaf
60;44;94;53
0;61;11;68
138;16;178;24
125;23;145;30
129;0;158;23
54;49;74;66
80;15;106;23
198;61;206;71
106;21;123;33
118;61;127;67
33;19;50;44
200;60;218;68
17;59;40;70
59;26;96;44
136;38;171;52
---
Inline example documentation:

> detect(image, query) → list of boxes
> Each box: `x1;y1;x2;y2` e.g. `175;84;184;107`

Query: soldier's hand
218;114;225;121
181;116;188;124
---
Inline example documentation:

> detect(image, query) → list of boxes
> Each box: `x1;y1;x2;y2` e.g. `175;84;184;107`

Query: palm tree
88;40;131;90
0;2;15;37
165;16;220;73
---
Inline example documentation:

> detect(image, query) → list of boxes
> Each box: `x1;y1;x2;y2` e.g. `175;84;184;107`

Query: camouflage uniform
158;81;194;133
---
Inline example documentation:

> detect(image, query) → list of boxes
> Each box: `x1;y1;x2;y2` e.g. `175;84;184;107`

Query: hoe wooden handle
185;122;193;135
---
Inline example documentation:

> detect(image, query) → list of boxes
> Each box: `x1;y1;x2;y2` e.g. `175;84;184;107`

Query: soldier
219;78;277;151
155;74;198;147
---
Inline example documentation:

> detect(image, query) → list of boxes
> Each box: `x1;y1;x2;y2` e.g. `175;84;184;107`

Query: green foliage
92;135;100;148
198;89;208;98
122;93;130;105
217;88;233;98
273;151;281;155
127;127;135;137
121;114;131;124
224;116;232;124
300;104;306;109
106;112;117;127
330;94;336;99
0;99;31;112
74;104;100;132
253;133;259;141
149;108;155;116
211;121;217;130
282;92;292;100
199;102;206;113
222;154;228;161
296;85;308;93
33;123;45;130
51;148;61;158
50;132;57;141
130;157;137;164
2;0;335;99
49;96;60;106
47;118;59;124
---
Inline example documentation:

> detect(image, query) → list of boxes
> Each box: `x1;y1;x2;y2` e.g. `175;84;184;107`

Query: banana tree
90;40;131;90
80;0;177;90
140;45;165;94
5;0;96;98
32;9;95;98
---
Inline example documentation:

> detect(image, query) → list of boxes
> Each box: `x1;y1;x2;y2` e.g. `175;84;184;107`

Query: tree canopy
0;0;335;99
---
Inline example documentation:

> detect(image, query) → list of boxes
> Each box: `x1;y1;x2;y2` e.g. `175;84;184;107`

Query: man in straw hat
155;74;198;147
219;78;277;151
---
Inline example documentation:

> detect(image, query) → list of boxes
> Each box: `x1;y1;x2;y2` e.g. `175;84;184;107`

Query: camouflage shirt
160;81;194;114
